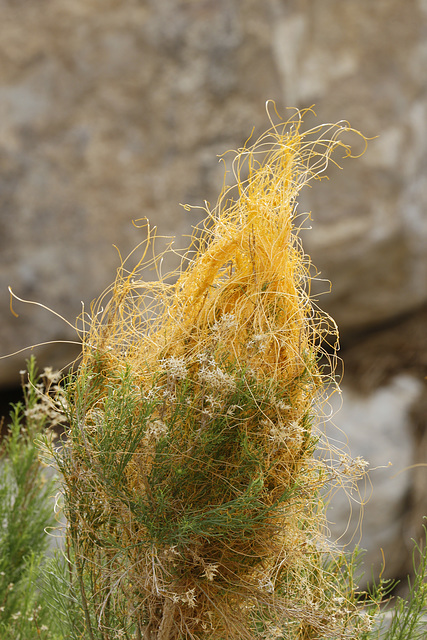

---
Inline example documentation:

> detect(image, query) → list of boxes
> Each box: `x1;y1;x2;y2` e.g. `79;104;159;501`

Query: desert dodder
51;108;372;639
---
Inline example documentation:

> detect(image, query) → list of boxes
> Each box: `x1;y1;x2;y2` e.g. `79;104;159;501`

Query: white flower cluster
247;333;270;354
198;364;236;394
267;418;305;447
146;419;168;441
143;386;161;401
160;356;188;380
196;351;215;367
172;587;197;608
202;563;219;582
20;366;68;430
338;453;369;477
358;611;374;633
212;312;237;334
42;366;62;385
267;422;284;443
163;545;180;564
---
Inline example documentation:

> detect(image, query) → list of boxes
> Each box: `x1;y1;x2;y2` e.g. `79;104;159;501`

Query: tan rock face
1;0;427;381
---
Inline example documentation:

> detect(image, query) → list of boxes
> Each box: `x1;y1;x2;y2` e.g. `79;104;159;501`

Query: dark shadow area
0;385;24;437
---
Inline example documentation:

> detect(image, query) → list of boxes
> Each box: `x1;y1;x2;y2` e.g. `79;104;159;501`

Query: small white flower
275;400;291;412
205;394;221;409
268;424;284;443
146;419;168;440
166;545;179;556
262;579;274;593
226;404;241;416
212;313;237;333
354;456;369;472
359;613;374;632
43;366;61;384
202;563;219;581
144;386;160;400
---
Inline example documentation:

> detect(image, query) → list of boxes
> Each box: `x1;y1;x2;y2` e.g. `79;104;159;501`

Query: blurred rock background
0;0;426;584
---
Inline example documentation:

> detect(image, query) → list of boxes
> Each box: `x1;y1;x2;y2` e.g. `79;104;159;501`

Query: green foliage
372;525;427;640
0;357;62;639
44;357;327;637
1;359;427;639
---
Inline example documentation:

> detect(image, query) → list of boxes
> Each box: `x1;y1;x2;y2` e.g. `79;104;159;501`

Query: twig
157;599;176;640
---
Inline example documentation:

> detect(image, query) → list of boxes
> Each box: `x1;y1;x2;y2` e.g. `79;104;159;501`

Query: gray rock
323;373;424;581
1;1;427;381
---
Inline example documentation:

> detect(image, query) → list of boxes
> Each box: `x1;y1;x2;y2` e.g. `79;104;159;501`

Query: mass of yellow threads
84;109;365;380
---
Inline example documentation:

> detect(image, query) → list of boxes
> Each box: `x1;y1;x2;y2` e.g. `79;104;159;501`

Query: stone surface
336;305;427;581
322;373;424;581
1;0;427;381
